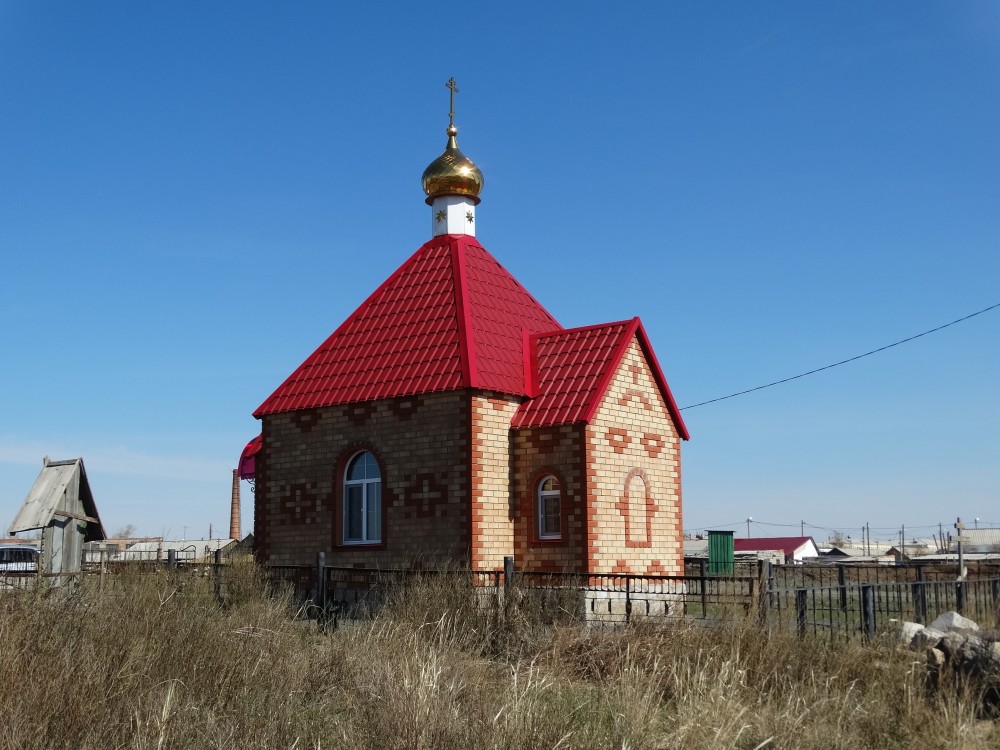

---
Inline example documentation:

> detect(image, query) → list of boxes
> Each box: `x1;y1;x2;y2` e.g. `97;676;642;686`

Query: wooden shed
8;457;106;580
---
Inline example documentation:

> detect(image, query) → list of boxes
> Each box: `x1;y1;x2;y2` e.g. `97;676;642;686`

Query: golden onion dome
421;125;483;204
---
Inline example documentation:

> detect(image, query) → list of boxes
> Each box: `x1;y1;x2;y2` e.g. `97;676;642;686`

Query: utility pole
955;517;966;580
866;522;871;556
901;524;906;564
746;517;752;538
800;520;805;536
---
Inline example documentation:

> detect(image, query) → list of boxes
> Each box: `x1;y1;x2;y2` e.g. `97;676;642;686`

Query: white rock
911;626;947;650
896;620;924;645
929;611;980;634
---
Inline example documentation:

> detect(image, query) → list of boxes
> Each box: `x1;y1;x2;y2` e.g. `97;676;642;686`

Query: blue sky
1;2;998;542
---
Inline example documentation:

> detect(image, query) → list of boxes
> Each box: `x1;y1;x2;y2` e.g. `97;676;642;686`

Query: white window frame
537;474;561;540
343;451;382;545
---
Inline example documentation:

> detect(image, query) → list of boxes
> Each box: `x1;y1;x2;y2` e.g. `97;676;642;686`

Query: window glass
367;483;381;541
347;452;380;481
538;475;561;539
344;450;382;544
345;484;364;540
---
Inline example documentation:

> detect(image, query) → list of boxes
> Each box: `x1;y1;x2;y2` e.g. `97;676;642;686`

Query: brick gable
585;337;683;576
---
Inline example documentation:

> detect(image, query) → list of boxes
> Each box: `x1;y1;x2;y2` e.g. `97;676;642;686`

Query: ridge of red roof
254;235;561;417
511;318;690;439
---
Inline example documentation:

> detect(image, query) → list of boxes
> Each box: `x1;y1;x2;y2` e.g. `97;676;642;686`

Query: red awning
238;434;262;480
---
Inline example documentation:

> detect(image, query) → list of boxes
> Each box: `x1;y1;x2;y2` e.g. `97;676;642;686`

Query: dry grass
0;562;997;750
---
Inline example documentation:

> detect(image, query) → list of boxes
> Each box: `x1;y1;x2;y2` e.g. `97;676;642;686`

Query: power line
680;301;1000;410
684;519;990;535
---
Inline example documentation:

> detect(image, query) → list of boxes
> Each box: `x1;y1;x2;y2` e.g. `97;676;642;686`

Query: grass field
1;561;997;749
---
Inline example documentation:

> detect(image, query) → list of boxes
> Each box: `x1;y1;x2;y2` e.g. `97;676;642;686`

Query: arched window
344;451;381;544
537;475;561;539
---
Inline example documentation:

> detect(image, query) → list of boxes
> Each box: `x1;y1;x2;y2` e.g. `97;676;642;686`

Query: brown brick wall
255;391;471;567
512;424;586;572
586;338;683;576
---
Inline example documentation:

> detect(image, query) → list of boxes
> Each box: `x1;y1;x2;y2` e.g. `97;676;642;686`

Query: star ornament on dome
466;211;474;223
435;210;446;223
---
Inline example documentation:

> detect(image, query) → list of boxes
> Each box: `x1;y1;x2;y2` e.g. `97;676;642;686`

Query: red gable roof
511;318;689;439
254;235;561;416
734;537;816;558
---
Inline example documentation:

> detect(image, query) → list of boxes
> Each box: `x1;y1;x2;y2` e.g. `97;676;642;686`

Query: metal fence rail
297;563;762;627
768;577;1000;639
5;556;998;640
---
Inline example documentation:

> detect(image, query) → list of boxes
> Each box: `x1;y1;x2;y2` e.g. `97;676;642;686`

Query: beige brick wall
256;391;471;567
470;393;520;569
586;337;683;576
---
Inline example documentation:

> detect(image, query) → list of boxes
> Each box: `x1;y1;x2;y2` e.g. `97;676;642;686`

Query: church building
246;83;689;576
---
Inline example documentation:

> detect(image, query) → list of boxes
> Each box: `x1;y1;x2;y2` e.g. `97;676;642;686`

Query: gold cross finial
446;77;459;128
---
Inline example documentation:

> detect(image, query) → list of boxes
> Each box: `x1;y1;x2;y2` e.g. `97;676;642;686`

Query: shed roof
8;458;105;541
255;235;561;416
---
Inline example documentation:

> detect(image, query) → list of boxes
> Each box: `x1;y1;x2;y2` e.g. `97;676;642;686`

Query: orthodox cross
446;77;459;128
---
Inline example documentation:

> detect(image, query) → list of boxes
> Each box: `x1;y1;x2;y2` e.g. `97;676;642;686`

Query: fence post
99;548;107;594
625;575;632;625
212;549;223;604
912;581;926;624
316;551;327;622
861;584;875;641
956;580;966;615
992;579;1000;623
837;564;847;611
758;560;771;626
167;549;177;569
503;555;514;589
795;588;807;638
699;559;708;618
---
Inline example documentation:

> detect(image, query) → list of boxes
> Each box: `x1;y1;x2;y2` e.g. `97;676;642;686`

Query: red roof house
734;537;820;564
248;101;689;576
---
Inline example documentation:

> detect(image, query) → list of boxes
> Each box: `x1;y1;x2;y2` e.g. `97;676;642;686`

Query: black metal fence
263;557;1000;637
771;576;1000;639
5;555;999;640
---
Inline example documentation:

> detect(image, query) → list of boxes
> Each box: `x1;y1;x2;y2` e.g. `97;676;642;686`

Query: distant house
682;537;709;559
83;537;164;563
734;537;819;564
949;528;1000;555
121;538;236;562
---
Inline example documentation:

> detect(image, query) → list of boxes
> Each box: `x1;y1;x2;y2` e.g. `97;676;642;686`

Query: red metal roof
511;318;690;439
254;235;561;416
734;537;816;558
511;321;631;428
